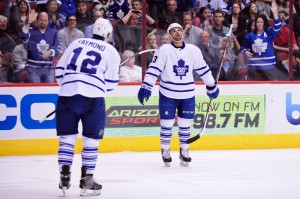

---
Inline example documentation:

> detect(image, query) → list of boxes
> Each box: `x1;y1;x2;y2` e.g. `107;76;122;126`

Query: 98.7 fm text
193;113;259;129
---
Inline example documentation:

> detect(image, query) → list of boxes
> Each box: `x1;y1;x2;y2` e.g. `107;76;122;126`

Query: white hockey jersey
55;38;121;98
143;43;216;99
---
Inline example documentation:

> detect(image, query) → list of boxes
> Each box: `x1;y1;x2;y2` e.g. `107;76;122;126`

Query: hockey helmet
167;23;183;42
167;23;183;34
93;18;113;41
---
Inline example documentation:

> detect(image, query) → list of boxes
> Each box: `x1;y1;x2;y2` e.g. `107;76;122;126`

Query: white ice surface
0;149;300;199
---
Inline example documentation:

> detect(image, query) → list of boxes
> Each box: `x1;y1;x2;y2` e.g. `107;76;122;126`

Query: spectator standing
126;0;155;26
60;0;76;18
20;11;61;83
11;43;28;83
146;0;165;20
241;0;281;81
192;6;214;29
36;0;62;13
9;0;31;34
276;0;296;14
176;0;195;13
107;0;130;21
223;2;247;46
119;50;142;82
47;0;66;30
58;14;84;54
0;14;20;82
195;0;223;14
84;10;103;38
157;0;182;32
75;0;93;32
113;12;143;53
182;11;202;46
255;0;271;19
274;11;300;73
217;37;241;80
205;9;230;46
92;0;110;17
243;1;258;24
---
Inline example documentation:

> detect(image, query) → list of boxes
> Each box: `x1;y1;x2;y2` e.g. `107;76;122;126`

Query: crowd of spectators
0;0;300;83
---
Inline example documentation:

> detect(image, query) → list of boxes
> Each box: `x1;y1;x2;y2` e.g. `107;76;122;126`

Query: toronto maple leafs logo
173;59;189;80
37;39;49;53
252;38;267;56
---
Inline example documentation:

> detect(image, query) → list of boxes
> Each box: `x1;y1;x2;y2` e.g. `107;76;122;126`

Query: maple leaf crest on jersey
173;59;189;80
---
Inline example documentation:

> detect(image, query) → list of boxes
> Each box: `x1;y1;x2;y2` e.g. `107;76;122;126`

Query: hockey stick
38;110;56;123
38;49;156;124
120;49;156;66
186;24;234;144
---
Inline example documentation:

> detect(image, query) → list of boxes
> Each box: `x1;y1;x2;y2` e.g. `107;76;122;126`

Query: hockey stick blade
186;134;200;144
38;110;55;123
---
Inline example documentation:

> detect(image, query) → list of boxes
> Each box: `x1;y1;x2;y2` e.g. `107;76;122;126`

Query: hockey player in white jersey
138;23;220;167
55;18;120;196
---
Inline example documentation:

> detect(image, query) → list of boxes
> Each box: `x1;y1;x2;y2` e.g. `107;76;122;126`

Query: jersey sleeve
105;47;121;92
55;41;76;85
142;48;164;88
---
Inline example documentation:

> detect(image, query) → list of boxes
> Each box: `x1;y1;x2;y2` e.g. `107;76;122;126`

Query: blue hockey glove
206;84;219;99
138;83;152;105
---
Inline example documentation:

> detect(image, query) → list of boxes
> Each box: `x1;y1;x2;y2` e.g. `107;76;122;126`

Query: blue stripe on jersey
62;80;105;92
56;66;64;70
198;68;211;77
56;75;63;79
143;81;153;88
26;60;53;68
161;79;194;85
148;66;162;73
195;66;205;71
146;72;159;78
248;56;276;70
105;79;119;83
64;73;106;85
160;84;195;92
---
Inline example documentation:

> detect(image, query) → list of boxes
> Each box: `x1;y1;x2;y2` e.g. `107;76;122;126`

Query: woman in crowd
47;0;66;30
192;6;213;29
241;0;281;80
9;0;31;34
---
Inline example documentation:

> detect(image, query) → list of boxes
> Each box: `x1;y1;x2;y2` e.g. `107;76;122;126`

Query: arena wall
0;82;300;155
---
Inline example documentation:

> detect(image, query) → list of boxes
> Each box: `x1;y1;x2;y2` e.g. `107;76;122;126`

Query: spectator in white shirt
119;50;142;82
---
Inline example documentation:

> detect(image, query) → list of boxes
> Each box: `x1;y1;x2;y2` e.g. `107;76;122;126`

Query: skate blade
80;189;101;197
61;187;67;196
180;160;189;167
59;184;70;196
164;162;171;167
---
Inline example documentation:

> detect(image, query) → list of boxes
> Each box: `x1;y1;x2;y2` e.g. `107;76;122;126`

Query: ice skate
79;166;102;197
59;165;71;195
161;149;172;167
179;148;192;167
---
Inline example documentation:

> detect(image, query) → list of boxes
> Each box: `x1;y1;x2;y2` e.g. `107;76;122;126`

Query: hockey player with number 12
55;18;120;196
138;23;220;167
